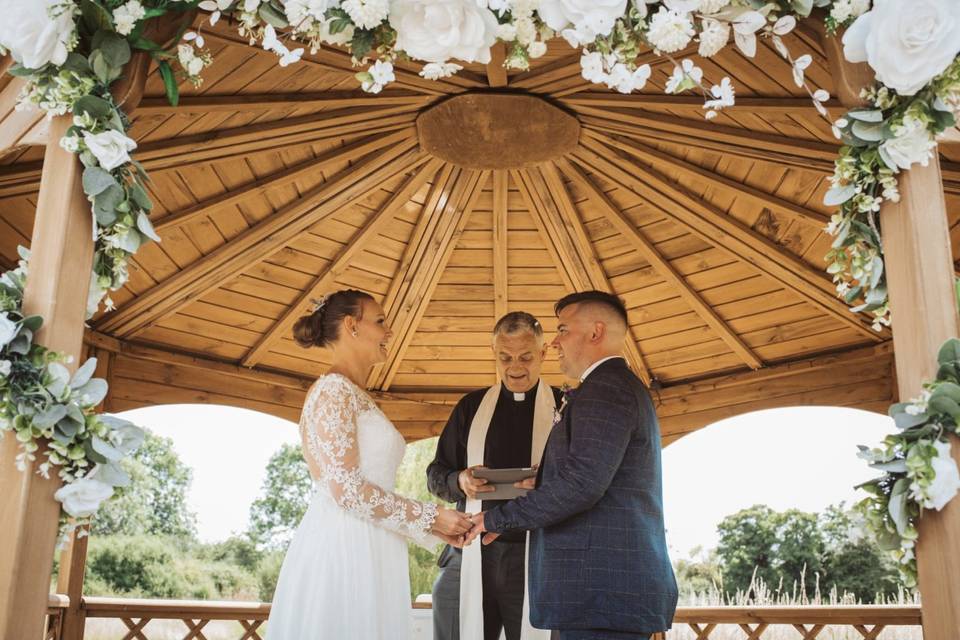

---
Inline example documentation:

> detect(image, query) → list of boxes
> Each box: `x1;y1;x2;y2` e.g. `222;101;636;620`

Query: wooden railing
45;596;922;640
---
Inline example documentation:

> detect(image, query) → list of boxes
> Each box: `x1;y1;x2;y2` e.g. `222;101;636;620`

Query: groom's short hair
555;291;628;328
492;311;543;342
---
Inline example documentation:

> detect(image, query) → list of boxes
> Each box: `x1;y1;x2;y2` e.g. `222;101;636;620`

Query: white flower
831;0;870;24
284;0;337;25
343;0;389;29
605;62;650;94
665;58;702;93
54;477;115;518
879;115;937;171
843;0;960;96
923;440;960;511
646;8;695;53
528;40;547;58
83;130;137;171
419;61;462;80
579;50;606;84
60;134;81;154
113;1;146;36
698;0;730;13
0;313;16;348
177;44;205;77
0;0;76;70
537;0;626;41
513;16;537;44
703;76;735;109
361;59;395;93
389;0;498;63
496;22;518;41
0;360;10;377
698;18;729;58
199;0;232;25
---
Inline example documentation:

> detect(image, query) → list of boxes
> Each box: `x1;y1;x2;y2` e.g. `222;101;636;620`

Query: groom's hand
466;512;500;545
513;464;539;490
458;465;495;500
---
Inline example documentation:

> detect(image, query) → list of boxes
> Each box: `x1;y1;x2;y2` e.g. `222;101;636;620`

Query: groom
466;291;678;640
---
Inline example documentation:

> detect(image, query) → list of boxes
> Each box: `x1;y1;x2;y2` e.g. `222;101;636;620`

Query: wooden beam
487;43;508;88
571;136;885;341
492;170;508;320
583;129;831;227
241;158;444;366
555;157;764;371
56;527;89;640
0;76;45;153
562;92;844;113
95;137;424;337
371;168;490;390
0;115;93;640
525;164;655;383
154;127;415;232
134;90;430;115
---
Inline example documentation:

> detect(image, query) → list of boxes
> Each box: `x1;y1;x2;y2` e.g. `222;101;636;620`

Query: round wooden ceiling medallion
416;93;580;170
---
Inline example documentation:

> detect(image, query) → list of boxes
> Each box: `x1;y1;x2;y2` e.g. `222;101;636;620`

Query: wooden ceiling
2;18;958;442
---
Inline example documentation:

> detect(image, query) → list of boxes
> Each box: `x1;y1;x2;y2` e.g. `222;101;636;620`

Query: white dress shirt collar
579;355;624;382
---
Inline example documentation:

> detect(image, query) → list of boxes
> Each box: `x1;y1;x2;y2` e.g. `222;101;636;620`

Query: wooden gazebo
1;13;958;640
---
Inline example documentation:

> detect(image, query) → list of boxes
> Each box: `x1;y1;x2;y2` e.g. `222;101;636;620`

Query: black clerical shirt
426;381;563;543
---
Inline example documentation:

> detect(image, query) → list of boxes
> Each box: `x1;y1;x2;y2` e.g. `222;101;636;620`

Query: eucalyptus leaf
83;167;117;197
21;315;42;332
99;34;132;68
6;335;30;355
80;0;113;35
136;212;161;242
34;404;68;429
824;184;857;206
65;402;85;426
75;95;113;119
938;338;960;366
95;462;131;487
893;410;928;430
116;229;142;253
84;439;109;465
928;395;960;421
91;435;123;462
70;357;98;390
864;285;887;305
89;50;114;85
110;423;145;454
888;478;910;536
55;418;79;439
94;184;125;225
47;362;71;398
790;0;813;16
874;526;902;552
847;109;885;123
871;459;908;473
130;182;153;210
851;120;885;142
61;53;92;74
75;378;109;407
258;3;290;27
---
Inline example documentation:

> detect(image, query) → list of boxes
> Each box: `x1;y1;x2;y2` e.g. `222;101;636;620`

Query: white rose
0;313;16;348
646;7;695;53
879;115;937;171
83;130;137;172
389;0;499;63
924;440;960;511
843;0;960;96
698;18;729;58
54;477;115;518
0;360;10;377
538;0;626;40
0;0;76;70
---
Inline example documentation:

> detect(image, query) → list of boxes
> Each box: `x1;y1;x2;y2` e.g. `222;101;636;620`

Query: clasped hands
432;465;537;547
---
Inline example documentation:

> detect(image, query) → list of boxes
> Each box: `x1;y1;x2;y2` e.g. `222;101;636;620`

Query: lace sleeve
301;375;438;544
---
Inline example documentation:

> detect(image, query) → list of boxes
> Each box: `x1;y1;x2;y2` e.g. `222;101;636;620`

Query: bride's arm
302;376;439;544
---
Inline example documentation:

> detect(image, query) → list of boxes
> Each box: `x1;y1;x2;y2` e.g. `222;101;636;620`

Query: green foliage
247;443;312;549
92;430;196;538
673;546;722;596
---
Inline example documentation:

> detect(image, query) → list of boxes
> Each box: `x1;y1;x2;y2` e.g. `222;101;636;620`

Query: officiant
427;312;563;640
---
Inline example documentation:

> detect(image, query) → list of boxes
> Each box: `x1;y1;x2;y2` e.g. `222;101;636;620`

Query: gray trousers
432;542;527;640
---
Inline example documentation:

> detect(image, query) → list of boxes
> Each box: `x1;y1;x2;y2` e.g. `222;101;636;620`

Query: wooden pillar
55;527;89;640
0;114;94;640
821;23;960;640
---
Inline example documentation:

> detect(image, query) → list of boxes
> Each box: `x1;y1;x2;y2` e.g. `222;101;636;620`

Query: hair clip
310;295;329;313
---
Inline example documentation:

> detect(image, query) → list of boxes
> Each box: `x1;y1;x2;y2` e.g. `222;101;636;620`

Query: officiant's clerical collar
501;380;539;402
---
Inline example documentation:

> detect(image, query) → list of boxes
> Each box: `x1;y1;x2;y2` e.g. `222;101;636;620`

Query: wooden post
56;527;89;640
820;21;960;639
0;114;94;640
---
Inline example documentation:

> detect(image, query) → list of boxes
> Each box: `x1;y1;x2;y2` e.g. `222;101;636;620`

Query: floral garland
2;0;960;574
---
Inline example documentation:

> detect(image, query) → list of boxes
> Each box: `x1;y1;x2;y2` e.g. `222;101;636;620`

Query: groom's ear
589;321;606;344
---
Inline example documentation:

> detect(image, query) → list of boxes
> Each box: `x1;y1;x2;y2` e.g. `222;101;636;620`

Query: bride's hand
437;532;469;548
432;507;473;537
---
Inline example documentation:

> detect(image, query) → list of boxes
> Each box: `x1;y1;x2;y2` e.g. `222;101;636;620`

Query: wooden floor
3;18;954;440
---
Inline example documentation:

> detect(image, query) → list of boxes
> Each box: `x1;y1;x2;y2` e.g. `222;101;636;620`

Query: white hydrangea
419;61;462;80
284;0;338;25
697;17;729;57
830;0;870;24
699;0;730;12
343;0;389;29
579;50;606;83
879;115;937;171
645;7;695;53
514;16;537;44
113;1;146;36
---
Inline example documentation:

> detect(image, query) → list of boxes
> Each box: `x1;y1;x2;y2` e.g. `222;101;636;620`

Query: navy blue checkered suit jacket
484;357;678;634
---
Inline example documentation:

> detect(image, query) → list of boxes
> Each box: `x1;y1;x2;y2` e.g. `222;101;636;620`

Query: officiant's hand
466;512;500;545
432;507;474;537
513;464;539;490
458;465;496;500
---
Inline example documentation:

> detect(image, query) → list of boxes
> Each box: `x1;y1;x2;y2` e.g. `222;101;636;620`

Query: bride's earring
352;331;358;338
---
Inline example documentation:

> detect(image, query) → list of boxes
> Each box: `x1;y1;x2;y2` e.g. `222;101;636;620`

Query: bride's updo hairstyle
292;289;374;348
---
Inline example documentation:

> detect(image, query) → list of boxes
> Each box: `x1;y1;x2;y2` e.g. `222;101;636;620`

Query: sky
118;403;894;557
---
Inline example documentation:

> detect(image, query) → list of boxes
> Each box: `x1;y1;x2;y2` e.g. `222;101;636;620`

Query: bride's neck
328;358;370;389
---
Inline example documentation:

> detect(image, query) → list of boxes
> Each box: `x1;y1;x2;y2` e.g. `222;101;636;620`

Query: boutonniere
553;384;576;425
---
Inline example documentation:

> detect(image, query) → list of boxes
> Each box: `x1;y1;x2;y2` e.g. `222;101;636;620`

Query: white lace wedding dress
267;373;439;639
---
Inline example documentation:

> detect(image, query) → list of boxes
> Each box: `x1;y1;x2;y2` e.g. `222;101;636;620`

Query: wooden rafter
562;92;843;113
134;91;430;115
96;137;425;337
154;128;415;232
584;129;831;227
571;136;886;341
487;43;508;88
523;164;654;383
492;170;509;320
370;168;490;390
241;158;444;367
555;157;764;371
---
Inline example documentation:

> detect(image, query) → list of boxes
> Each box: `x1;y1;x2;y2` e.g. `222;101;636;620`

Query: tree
92;431;196;538
673;546;722;596
819;504;901;603
247;443;312;549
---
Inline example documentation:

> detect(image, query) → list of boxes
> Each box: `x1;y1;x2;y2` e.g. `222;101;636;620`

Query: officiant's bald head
552;291;628;378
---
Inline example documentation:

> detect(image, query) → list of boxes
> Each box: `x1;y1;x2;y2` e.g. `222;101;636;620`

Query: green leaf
75;95;114;119
888;478;910;535
96;462;131;487
99;34;132;68
938;338;960;367
131;36;163;52
158;60;179;107
89;50;113;85
21;315;42;332
931;108;956;133
75;378;109;407
70;358;98;390
5;64;34;77
116;229;142;253
47;363;71;398
130;182;153;211
824;184;857;206
91;434;123;461
84;439;110;465
136;212;161;242
848;109;885;123
60;53;92;74
94;184;125;225
82;167;118;196
55;418;79;439
34;405;68;429
258;3;290;28
351;29;374;60
852;120;885;142
929;394;960;421
871;459;908;473
80;0;113;35
894;411;928;430
790;0;813;16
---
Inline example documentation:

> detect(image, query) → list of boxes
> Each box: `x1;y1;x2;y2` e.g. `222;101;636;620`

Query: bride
267;289;473;638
